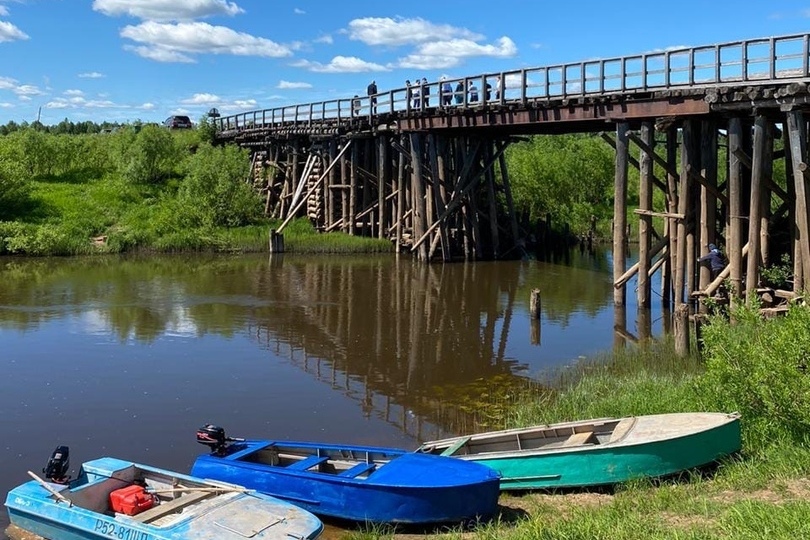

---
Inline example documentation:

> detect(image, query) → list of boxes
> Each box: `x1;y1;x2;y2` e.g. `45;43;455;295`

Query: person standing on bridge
367;80;377;114
454;81;464;104
468;81;479;103
421;77;430;107
441;77;453;107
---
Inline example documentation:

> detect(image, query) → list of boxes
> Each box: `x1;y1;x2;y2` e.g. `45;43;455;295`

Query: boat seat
287;456;329;471
440;436;471;457
338;462;376;478
131;492;211;523
561;431;596;447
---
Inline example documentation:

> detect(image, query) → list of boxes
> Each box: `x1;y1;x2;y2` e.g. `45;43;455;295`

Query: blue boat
190;425;501;524
5;450;324;540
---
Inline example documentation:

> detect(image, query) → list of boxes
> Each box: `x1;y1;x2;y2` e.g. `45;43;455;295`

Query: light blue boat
5;456;324;540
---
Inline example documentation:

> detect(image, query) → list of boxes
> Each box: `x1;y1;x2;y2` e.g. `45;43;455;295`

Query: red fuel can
109;485;155;516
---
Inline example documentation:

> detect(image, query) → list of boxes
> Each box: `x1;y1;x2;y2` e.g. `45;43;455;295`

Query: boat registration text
94;520;150;540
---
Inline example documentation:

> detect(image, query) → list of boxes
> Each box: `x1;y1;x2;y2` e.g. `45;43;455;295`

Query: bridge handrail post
715;45;721;83
665;51;671;88
769;37;776;80
499;71;506;105
580;63;586;96
599;61;605;94
742;39;748;81
621;57;627;92
308;103;314;126
562;65;568;98
689;48;695;86
641;55;647;91
521;70;527;105
805;35;810;77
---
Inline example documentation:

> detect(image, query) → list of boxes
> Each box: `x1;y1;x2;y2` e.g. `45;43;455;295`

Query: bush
178;143;262;227
0;158;31;219
698;305;810;441
121;125;177;184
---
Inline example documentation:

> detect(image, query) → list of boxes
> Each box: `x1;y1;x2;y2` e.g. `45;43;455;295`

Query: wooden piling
786;111;810;292
745;116;770;298
613;122;629;305
675;122;695;306
530;288;541;319
377;135;387;239
673;303;690;357
663;126;678;307
410;132;429;262
728;117;744;300
698;120;718;304
637;121;654;307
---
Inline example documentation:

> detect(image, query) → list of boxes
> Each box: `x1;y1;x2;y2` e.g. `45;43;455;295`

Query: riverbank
344;306;810;540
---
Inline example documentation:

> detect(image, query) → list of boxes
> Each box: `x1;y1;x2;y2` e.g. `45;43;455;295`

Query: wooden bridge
215;33;810;309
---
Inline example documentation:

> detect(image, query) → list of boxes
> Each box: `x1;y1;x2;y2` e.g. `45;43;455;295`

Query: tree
122;124;176;184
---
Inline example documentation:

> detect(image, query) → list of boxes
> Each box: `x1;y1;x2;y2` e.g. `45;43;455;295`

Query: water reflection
0;250;661;534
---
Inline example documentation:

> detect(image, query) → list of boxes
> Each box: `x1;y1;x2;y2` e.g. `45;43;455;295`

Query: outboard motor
196;424;243;455
43;445;70;484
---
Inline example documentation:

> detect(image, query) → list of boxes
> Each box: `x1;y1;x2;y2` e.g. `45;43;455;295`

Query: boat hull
5;457;324;540
421;412;742;490
191;444;500;524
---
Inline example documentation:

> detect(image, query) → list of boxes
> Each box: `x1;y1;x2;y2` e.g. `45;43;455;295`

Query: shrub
698;305;810;441
0;158;31;219
178;143;262;227
122;125;177;184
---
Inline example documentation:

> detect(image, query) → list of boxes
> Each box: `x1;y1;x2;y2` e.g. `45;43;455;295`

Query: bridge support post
637;121;654;308
727;117;744;302
698;120;718;312
269;229;285;253
787;111;810;292
613;122;629;306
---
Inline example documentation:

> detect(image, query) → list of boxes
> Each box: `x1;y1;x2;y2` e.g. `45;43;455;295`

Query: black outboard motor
196;424;243;455
43;445;70;484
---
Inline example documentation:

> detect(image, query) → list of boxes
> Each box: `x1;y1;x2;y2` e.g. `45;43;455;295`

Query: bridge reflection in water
0;251;632;447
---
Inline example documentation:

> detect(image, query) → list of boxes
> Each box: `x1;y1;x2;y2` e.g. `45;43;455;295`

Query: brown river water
0;250;661;536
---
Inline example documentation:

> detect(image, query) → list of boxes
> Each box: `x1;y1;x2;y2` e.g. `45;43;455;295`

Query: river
0;249;662;534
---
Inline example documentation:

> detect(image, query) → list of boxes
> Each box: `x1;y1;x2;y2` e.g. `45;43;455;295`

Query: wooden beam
613;122;629;306
601;132;668;193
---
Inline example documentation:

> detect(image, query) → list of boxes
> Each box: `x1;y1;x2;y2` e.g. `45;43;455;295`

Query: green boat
417;412;741;490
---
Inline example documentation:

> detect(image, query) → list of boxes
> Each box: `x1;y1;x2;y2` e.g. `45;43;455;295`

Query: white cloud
314;34;333;45
0;20;28;42
277;80;312;89
0;102;12;108
293;8;305;15
0;6;8;17
92;0;244;21
121;21;292;62
347;17;482;47
13;84;43;97
292;56;389;73
45;97;118;110
78;72;105;79
140;102;156;110
398;37;517;69
64;89;84;96
181;93;221;105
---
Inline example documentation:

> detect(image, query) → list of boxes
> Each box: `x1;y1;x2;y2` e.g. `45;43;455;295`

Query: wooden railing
216;33;810;132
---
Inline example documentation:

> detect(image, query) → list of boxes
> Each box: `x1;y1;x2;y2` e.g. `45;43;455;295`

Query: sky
0;0;809;125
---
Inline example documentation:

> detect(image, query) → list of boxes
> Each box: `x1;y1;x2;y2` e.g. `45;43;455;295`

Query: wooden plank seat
338;462;376;478
132;491;211;523
561;431;596;447
286;455;329;471
440;436;471;457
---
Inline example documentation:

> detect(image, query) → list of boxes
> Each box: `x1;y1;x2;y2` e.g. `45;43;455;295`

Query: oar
27;471;72;506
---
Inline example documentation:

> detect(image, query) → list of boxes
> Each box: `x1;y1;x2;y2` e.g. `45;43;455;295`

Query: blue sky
0;0;809;125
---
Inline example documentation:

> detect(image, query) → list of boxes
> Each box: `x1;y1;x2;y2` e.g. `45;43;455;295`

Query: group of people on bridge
351;76;504;116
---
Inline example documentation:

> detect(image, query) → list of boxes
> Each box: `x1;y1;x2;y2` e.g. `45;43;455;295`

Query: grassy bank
0;127;392;256
345;306;810;540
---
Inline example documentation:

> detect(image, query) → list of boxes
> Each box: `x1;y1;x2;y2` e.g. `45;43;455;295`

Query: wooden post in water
410;132;429;262
637;121;654;308
485;143;500;259
530;288;541;345
673;303;690;357
613;122;629;306
675;122;694;307
327;140;337;230
269;229;285;253
663;126;678;307
378;135;387;239
348;142;358;235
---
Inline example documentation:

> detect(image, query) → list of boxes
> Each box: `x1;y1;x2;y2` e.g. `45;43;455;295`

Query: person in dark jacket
699;243;726;280
367;80;377;114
